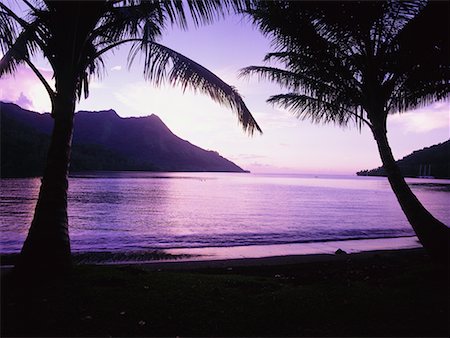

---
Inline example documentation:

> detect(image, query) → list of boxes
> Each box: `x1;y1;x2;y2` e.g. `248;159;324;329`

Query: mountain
0;102;246;177
357;140;450;179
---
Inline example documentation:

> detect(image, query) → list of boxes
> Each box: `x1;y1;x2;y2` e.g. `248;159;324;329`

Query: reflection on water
1;173;449;253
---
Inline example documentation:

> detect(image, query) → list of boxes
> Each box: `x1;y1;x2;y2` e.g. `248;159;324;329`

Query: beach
2;247;448;337
2;174;448;336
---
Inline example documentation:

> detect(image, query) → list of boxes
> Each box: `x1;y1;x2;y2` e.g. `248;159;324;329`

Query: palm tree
241;1;449;262
0;0;261;275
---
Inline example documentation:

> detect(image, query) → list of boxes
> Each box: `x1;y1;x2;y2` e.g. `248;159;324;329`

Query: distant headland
357;140;449;179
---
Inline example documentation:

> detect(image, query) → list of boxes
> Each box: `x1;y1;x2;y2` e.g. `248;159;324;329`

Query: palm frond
0;3;55;101
240;59;364;124
2;0;261;134
94;1;165;45
94;0;253;47
267;93;358;127
104;0;250;33
264;49;361;91
0;23;38;77
183;0;239;26
128;40;261;134
246;2;364;90
160;0;252;27
0;12;18;63
244;0;448;129
388;80;450;114
385;1;450;113
378;0;425;52
239;65;338;99
76;41;106;100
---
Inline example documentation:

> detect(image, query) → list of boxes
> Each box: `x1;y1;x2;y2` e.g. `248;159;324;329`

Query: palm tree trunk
16;87;76;275
371;124;450;263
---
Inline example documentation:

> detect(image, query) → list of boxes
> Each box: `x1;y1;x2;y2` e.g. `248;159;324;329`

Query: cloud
111;65;122;71
114;81;234;122
0;65;106;111
389;101;449;133
232;153;267;161
0;65;53;112
244;162;306;174
15;92;33;110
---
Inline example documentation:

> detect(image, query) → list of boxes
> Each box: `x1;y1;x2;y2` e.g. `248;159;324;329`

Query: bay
1;172;449;254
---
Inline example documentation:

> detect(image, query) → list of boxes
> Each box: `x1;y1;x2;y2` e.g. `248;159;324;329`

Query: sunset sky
1;8;448;174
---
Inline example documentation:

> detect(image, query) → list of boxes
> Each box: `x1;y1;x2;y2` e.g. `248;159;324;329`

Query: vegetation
2;249;448;336
241;0;450;262
0;0;260;275
1;105;155;177
1;106;51;177
357;140;450;178
0;102;244;177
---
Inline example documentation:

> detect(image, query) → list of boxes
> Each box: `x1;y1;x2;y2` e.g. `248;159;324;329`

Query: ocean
1;172;449;256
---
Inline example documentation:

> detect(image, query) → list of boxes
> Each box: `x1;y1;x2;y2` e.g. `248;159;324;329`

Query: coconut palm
241;0;449;261
0;0;261;274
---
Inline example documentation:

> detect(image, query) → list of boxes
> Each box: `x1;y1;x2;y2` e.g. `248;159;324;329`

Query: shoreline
164;235;420;262
0;236;421;268
129;247;429;272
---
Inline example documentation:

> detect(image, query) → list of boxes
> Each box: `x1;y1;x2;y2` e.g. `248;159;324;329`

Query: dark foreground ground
1;248;448;337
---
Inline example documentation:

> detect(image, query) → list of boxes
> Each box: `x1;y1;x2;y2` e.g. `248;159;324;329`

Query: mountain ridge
0;102;247;177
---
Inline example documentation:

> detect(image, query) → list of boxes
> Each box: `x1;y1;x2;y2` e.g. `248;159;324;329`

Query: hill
0;102;246;177
357;140;450;178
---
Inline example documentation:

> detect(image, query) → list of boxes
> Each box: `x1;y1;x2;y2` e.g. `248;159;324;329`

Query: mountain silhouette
0;102;246;177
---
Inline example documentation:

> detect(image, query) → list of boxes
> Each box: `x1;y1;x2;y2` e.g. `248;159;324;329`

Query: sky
1;5;448;174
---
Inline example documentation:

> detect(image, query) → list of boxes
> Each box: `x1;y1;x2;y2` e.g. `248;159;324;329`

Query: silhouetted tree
241;0;449;261
0;0;261;275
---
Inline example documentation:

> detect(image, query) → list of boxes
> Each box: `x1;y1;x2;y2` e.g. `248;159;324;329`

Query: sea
1;172;449;260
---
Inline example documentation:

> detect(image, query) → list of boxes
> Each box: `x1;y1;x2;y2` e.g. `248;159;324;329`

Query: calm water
1;172;449;253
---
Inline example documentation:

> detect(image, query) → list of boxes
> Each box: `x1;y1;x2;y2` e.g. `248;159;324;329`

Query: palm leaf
0;23;37;77
244;0;448;129
94;1;165;45
128;40;261;134
2;0;261;134
267;93;355;127
240;65;338;99
385;1;450;113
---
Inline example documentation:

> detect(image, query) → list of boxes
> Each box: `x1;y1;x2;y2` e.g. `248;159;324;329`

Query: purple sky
1;6;448;174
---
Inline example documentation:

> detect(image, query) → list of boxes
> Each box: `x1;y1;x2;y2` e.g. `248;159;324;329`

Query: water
1;172;449;254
